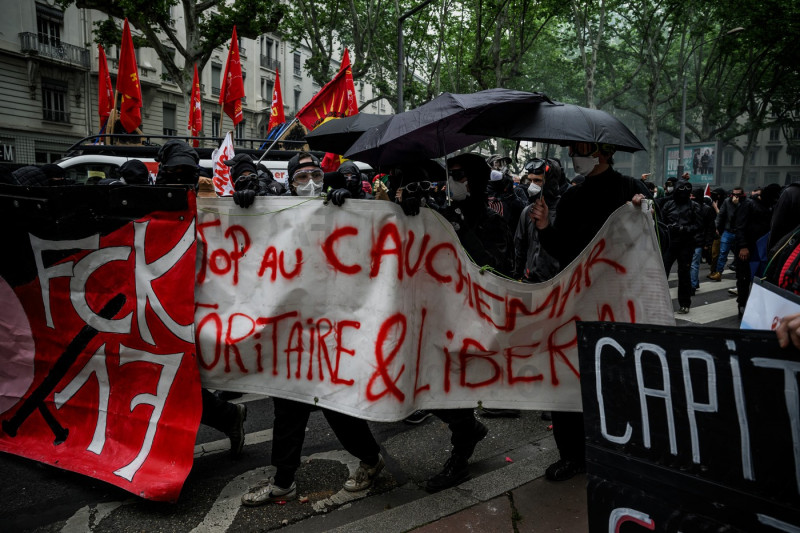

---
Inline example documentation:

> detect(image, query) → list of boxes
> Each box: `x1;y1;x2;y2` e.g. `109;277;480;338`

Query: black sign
578;322;800;532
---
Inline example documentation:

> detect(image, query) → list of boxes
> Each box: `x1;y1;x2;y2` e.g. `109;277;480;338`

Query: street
1;262;745;533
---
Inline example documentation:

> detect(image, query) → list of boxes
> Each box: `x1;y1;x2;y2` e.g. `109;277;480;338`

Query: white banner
210;132;235;196
195;198;674;421
741;278;800;330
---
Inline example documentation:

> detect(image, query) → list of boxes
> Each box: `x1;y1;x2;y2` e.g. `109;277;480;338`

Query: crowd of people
2;139;800;505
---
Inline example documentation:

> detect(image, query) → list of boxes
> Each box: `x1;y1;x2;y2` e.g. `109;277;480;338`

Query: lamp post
677;27;744;178
397;0;436;113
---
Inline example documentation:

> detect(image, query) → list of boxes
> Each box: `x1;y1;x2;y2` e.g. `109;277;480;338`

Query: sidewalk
411;474;588;533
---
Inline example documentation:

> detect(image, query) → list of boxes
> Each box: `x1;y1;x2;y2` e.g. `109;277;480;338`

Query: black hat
119;159;150;184
675;178;692;192
337;161;360;177
287;151;321;181
12;165;48;186
448;153;490;180
156;140;199;168
224;153;258;181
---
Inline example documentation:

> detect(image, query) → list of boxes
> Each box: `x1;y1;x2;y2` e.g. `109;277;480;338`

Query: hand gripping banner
195;198;675;421
0;185;201;502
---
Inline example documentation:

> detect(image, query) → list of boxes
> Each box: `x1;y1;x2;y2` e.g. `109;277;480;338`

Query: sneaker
344;454;385;492
425;454;469;492
404;410;433;424
677;307;690;314
241;480;297;506
708;272;722;281
728;288;738;296
479;407;520;418
227;403;247;458
545;459;585;482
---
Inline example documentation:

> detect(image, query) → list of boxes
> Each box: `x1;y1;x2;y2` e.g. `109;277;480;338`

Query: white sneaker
241;480;296;506
344;454;385;492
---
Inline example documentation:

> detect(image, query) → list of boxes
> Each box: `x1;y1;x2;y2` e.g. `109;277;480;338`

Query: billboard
664;141;718;185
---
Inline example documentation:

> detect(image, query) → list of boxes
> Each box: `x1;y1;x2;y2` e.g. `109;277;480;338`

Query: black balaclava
673;179;692;204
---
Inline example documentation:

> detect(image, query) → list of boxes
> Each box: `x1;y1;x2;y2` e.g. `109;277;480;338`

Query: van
56;135;371;186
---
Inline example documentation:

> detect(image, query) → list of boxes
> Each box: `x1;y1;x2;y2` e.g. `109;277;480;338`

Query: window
41;79;69;123
36;4;63;47
747;171;757;185
722;172;736;185
163;103;176;136
261;77;273;100
769;128;780;141
764;171;780;182
749;150;757;165
262;38;274;61
767;149;779;166
35;151;61;164
211;113;220;138
294;89;301;112
294;53;301;76
211;64;222;96
238;37;246;57
723;149;734;166
241;72;247;104
791;153;800;165
235;120;246;144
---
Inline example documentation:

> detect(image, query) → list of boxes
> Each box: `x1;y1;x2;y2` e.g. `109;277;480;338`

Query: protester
736;183;781;307
286;151;324;197
513;158;559;283
155;140;200;186
768;182;800;250
660;179;702;313
223;153;285;208
326;160;374;206
709;186;746;282
119;159;151;185
531;141;649;482
486;154;526;224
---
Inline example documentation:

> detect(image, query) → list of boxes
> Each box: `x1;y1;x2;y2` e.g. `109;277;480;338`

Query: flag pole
256;116;298;165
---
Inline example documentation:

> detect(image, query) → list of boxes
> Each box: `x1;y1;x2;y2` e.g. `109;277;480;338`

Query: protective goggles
524;158;547;175
292;169;324;184
402;181;432;194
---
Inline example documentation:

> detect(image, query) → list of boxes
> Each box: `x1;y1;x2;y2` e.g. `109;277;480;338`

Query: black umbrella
461;101;646;153
304;113;392;154
343;89;552;168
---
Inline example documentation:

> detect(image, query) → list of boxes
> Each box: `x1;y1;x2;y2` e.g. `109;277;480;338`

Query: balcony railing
43;109;70;123
19;32;90;69
260;55;280;71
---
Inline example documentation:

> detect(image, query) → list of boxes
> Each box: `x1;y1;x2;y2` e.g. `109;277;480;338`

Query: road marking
60;500;131;533
674;299;741;324
669;278;735;299
194;428;274;458
190;466;276;533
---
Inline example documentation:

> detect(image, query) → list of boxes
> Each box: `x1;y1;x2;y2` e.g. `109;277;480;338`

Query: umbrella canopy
461;101;646;153
343;89;552;168
304;113;391;154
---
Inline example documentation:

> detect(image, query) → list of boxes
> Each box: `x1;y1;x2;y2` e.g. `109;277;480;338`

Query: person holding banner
286;152;325;197
531;141;650;482
223;153;285;208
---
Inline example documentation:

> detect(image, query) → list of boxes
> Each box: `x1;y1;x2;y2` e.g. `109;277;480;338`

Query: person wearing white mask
530;141;650;483
286;151;324;197
513;158;560;283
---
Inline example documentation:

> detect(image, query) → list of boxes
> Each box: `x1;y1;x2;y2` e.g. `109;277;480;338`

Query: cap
156;140;199;168
119;159;150;184
224;153;258;181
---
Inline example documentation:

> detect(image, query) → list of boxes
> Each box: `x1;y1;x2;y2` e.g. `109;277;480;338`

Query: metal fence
19;32;90;69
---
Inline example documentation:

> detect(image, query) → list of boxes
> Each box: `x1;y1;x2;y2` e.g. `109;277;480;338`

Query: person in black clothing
224;153;286;208
660;179;702;313
486;155;526;226
531;141;650;482
513;158;560;282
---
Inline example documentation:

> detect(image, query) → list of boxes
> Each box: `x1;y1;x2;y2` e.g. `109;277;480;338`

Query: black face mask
673;187;691;203
345;176;362;195
488;177;509;194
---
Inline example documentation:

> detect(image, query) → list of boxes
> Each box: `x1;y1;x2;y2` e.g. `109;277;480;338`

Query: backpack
763;223;800;295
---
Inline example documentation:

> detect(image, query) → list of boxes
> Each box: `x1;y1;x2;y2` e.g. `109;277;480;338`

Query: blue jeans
715;231;735;274
691;247;702;289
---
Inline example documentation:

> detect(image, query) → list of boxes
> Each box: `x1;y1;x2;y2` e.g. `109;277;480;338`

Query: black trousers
430;408;483;458
663;242;694;308
552;411;585;464
734;248;752;307
200;389;237;433
271;397;380;487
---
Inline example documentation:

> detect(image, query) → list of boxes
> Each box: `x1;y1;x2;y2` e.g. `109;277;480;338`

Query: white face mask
448;178;469;201
295;180;322;197
571;155;598;176
527;182;542;198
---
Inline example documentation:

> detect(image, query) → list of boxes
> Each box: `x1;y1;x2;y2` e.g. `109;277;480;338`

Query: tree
58;0;284;113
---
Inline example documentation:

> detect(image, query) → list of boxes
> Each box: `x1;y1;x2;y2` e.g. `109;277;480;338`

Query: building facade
0;1;391;169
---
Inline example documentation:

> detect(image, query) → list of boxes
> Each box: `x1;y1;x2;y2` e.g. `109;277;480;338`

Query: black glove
233;189;256;208
400;196;420;216
329;188;352;206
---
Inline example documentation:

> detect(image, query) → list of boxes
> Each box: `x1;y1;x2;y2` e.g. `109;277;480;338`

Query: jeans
715;231;735;274
691;247;702;289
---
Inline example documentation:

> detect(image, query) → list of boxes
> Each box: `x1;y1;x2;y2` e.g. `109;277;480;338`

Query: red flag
188;64;202;147
97;45;113;124
219;26;244;126
115;18;142;132
267;68;285;133
704;184;711;198
296;49;359;130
